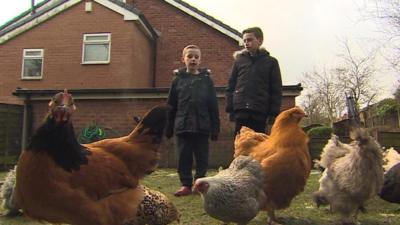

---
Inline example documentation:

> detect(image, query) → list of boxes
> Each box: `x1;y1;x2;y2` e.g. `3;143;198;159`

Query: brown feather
16;95;169;225
234;107;311;221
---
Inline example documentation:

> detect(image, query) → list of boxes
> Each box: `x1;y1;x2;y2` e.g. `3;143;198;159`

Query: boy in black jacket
225;27;282;134
165;45;220;197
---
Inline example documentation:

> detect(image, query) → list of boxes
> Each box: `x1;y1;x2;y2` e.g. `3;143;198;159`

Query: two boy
166;27;282;196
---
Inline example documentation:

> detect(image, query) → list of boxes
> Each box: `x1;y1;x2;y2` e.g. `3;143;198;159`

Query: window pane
85;35;109;41
23;58;42;77
84;44;109;62
25;50;42;57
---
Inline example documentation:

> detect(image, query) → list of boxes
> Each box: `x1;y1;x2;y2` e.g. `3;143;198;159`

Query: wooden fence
309;131;400;162
0;104;23;170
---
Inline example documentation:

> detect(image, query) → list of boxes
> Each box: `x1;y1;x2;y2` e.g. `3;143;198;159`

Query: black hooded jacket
165;68;220;136
225;48;282;118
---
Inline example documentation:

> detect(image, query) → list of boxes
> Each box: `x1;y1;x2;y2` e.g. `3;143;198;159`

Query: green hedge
307;126;333;138
307;126;333;162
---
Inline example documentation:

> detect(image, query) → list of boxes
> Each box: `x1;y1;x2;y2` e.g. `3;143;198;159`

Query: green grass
0;170;399;225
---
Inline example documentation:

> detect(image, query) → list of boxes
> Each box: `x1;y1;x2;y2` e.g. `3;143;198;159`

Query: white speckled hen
193;155;266;225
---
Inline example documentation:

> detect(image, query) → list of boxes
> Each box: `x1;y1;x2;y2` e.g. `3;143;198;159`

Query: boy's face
243;32;262;54
182;48;201;73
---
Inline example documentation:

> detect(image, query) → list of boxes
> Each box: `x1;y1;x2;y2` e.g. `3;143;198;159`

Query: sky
0;0;397;99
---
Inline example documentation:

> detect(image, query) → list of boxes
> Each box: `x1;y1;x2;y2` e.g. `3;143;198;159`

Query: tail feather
129;105;171;143
319;134;351;169
234;126;268;158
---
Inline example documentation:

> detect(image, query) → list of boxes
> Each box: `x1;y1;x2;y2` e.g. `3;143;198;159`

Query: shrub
307;126;333;138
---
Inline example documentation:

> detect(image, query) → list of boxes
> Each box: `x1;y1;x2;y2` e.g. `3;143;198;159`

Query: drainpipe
31;0;36;14
21;96;32;150
152;40;157;87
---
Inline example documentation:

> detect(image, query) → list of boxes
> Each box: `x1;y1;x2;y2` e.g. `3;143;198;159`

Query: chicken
382;147;400;172
379;147;400;204
15;89;170;225
3;169;180;225
234;107;311;225
312;130;384;225
136;185;180;225
193;155;266;225
0;166;20;216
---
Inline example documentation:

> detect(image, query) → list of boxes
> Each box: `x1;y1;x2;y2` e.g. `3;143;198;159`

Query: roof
0;0;242;44
13;84;303;100
164;0;242;42
0;0;158;44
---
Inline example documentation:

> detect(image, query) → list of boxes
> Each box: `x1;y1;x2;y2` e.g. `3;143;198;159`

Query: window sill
21;77;42;80
81;61;110;65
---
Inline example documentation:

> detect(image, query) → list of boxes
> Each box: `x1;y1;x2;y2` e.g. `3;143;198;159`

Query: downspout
31;0;36;14
21;96;32;150
152;39;157;87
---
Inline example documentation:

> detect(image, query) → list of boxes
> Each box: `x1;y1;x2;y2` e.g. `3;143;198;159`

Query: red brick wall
133;0;241;87
29;95;296;168
0;1;154;104
3;0;300;168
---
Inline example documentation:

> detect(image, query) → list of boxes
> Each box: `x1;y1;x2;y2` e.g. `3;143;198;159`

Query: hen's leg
267;209;282;225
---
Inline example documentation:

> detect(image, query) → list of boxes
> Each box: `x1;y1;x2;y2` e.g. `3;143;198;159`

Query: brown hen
15;89;170;225
234;107;311;225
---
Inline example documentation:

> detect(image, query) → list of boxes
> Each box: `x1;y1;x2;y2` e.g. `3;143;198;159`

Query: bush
307;126;333;138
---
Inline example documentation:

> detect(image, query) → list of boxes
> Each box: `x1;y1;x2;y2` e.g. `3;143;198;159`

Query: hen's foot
267;217;284;225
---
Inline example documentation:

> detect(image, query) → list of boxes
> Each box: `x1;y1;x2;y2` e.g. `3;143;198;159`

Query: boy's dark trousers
176;133;209;188
233;110;267;134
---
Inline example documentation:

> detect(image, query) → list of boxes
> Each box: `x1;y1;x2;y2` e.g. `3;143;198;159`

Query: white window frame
21;49;44;80
82;33;111;64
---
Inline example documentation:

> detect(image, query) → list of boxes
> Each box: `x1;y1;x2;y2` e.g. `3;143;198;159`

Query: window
22;49;43;79
82;33;111;64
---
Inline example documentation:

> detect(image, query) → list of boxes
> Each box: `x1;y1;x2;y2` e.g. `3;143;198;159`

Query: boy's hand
210;133;218;141
229;113;235;122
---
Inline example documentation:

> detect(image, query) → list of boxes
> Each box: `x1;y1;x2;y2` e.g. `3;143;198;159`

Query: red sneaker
174;186;192;197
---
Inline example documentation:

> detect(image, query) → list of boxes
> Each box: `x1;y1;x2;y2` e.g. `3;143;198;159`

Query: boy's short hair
242;27;263;40
182;45;201;56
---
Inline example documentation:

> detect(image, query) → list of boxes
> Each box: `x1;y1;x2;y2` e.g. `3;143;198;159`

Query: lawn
0;169;399;225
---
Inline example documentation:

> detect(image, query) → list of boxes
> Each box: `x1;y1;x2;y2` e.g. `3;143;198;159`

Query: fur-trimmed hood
233;47;270;59
173;68;211;76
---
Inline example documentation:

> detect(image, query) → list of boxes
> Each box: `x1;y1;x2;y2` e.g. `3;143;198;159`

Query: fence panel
0;104;23;170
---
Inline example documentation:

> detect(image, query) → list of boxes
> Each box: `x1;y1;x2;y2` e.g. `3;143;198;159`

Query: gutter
13;84;303;100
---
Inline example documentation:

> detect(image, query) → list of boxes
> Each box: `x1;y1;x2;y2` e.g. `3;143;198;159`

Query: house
0;0;303;167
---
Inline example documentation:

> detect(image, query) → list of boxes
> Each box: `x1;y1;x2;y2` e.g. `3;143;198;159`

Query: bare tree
301;93;329;125
335;39;379;108
394;79;400;100
367;0;400;72
301;67;346;125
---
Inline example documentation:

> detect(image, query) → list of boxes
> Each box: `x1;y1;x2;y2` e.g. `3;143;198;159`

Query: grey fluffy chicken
193;155;266;225
0;166;20;216
313;129;384;225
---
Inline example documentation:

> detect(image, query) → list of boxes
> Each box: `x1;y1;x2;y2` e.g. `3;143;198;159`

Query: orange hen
15;90;170;225
234;107;311;225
